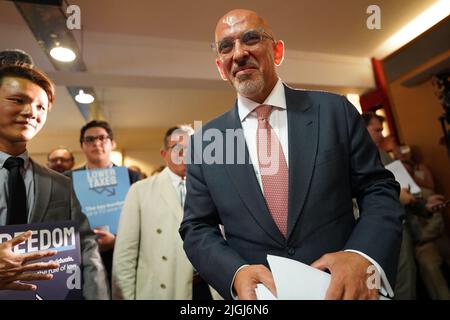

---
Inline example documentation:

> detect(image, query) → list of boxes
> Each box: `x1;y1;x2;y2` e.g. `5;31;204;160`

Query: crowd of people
363;112;450;299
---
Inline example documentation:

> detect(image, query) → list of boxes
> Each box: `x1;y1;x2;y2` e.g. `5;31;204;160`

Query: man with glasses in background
46;146;75;173
113;125;218;300
65;120;140;290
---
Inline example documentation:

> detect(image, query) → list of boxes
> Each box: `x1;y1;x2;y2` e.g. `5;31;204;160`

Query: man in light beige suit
113;125;217;299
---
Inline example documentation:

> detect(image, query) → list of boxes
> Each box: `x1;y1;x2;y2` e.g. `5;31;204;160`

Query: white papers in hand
257;254;391;300
255;284;277;300
385;160;421;194
266;254;331;300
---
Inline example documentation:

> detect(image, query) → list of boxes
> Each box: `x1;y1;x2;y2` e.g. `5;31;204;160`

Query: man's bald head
215;9;275;42
213;9;284;103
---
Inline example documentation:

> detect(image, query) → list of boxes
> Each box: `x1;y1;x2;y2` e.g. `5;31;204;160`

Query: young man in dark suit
0;65;109;299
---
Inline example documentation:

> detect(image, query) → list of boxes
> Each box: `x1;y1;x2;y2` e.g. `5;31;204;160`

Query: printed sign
72;167;130;234
0;221;82;300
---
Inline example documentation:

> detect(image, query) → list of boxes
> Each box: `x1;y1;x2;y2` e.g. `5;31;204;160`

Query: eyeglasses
48;157;73;163
212;29;275;56
82;135;111;145
167;143;188;155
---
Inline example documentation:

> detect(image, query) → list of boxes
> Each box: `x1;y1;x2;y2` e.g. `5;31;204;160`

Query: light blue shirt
0;150;34;226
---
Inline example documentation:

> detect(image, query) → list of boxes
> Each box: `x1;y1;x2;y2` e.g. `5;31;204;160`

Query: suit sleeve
112;182;141;299
179;137;248;299
341;96;404;286
70;185;110;300
127;168;141;185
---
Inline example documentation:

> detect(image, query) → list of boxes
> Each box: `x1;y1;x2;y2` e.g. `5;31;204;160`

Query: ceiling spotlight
75;90;94;104
50;46;76;62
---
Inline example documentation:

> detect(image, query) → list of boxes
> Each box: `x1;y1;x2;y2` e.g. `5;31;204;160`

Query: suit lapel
29;161;52;223
158;168;183;224
220;107;285;245
285;86;319;239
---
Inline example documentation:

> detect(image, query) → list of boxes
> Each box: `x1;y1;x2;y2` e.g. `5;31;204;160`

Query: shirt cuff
345;249;394;298
230;264;250;300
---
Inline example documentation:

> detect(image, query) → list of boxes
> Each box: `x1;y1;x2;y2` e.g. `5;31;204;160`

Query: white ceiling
47;86;86;129
0;0;443;132
61;0;437;56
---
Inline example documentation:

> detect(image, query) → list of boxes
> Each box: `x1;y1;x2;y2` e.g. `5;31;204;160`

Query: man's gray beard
234;75;264;98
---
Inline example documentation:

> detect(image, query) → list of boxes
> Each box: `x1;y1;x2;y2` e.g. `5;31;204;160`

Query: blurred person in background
128;165;147;179
46;146;75;173
0;49;34;68
391;142;435;199
113;125;218;300
65;120;141;289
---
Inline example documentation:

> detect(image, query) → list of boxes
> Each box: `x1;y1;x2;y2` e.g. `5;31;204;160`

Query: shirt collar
167;167;185;185
0;150;30;169
237;78;286;122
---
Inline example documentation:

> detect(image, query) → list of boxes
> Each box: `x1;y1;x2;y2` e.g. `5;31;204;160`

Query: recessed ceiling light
75;90;94;104
50;46;76;62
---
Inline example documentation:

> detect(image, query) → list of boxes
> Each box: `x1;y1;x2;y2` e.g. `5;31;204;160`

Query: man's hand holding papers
255;254;386;300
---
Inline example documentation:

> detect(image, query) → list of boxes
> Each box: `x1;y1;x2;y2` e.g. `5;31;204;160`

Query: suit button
162;256;167;261
160;284;166;289
156;228;162;234
287;247;295;256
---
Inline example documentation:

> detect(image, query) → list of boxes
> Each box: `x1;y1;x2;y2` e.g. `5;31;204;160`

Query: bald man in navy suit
180;9;403;300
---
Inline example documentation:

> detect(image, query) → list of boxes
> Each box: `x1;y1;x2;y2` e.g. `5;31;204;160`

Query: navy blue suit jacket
180;85;403;299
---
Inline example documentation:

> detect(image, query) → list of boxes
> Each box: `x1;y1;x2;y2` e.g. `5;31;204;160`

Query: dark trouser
193;274;213;300
395;224;417;299
101;249;113;290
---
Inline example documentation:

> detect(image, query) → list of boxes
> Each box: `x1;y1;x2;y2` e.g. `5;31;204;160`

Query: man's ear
215;59;228;81
160;148;166;158
274;40;285;66
111;140;117;149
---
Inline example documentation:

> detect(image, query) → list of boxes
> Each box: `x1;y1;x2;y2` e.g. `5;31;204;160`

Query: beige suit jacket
112;168;194;299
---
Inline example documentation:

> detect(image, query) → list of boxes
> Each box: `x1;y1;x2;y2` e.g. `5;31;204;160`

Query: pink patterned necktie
255;104;288;237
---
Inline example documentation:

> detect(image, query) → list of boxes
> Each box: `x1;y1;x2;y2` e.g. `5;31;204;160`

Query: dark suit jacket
180;85;404;299
30;161;109;299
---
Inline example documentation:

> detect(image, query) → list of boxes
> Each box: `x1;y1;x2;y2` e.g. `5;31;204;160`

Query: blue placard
0;221;82;300
72;167;130;234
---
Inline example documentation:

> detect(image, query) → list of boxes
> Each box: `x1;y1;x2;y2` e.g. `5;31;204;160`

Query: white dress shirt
167;168;186;207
